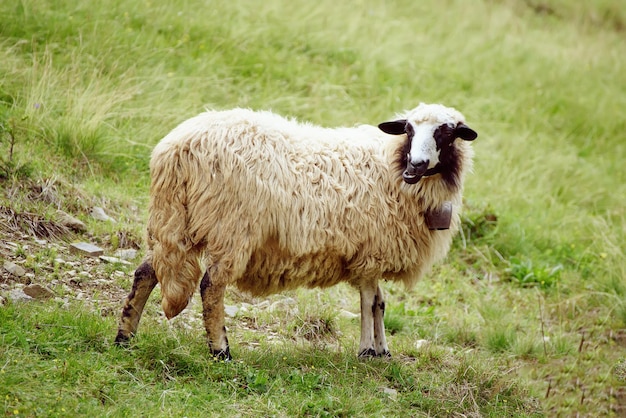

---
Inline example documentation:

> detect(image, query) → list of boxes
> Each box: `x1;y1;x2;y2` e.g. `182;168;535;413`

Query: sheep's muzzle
402;157;430;184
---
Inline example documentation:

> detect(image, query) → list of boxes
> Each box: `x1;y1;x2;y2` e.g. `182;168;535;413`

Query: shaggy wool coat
146;107;473;318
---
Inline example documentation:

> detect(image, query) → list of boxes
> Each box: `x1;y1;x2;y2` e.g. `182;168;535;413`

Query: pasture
1;0;625;415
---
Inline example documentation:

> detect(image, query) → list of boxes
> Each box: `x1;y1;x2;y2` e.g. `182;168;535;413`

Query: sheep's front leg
373;285;391;357
115;260;158;344
200;269;231;361
358;281;390;358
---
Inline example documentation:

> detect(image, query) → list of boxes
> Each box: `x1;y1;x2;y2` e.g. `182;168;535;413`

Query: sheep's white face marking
407;122;440;170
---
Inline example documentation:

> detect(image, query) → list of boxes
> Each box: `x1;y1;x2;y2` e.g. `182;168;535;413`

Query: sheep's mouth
403;162;443;184
402;170;422;184
402;163;429;184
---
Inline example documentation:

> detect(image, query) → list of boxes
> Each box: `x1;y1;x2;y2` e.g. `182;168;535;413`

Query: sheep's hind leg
200;269;231;361
358;281;377;358
115;260;158;345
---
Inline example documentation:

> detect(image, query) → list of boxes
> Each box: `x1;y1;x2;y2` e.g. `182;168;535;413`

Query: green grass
1;0;626;415
0;302;538;417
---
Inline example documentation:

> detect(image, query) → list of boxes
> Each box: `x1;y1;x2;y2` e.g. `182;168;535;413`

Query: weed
506;257;563;288
0;115;33;180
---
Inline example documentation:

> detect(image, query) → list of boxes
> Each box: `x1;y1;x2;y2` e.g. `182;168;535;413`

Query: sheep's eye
434;124;455;150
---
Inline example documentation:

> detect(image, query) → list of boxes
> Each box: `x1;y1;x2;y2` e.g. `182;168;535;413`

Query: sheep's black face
378;118;477;186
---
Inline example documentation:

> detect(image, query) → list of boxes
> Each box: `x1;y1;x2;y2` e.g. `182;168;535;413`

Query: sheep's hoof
358;348;392;359
114;330;131;346
358;348;377;359
380;350;392;359
212;347;232;362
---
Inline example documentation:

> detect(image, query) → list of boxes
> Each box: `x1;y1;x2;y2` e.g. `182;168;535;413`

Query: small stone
339;309;359;319
269;297;297;312
99;255;131;266
224;305;239;317
255;300;270;309
9;288;33;302
90;207;116;223
381;387;398;400
56;210;87;232
414;339;429;350
115;249;138;260
23;284;55;300
3;261;26;277
69;242;104;257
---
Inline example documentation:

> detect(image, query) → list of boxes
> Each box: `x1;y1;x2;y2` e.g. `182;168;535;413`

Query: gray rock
224;305;239;317
99;255;131;266
115;249;138;260
69;242;104;257
414;339;429;350
339;309;359;319
23;284;55;300
3;261;26;277
9;288;33;302
56;210;87;232
381;387;398;400
90;207;116;223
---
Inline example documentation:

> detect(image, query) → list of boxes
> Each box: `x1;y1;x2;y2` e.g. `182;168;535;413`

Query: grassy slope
1;0;625;416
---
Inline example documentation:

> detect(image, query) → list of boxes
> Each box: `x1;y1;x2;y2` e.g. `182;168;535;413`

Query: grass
1;0;625;415
0;301;537;417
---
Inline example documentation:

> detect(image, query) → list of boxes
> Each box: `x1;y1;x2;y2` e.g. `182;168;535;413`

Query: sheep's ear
378;120;408;135
455;123;477;141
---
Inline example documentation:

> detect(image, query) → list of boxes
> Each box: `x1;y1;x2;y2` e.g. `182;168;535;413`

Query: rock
99;255;131;266
3;261;26;277
414;339;430;350
255;300;270;310
339;309;359;319
115;249;138;260
8;288;33;302
56;210;87;232
23;284;55;300
269;297;297;312
381;387;398;401
69;242;104;257
224;305;239;317
90;207;116;223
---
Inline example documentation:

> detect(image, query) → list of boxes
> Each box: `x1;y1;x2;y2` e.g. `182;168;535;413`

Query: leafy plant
506;257;563;288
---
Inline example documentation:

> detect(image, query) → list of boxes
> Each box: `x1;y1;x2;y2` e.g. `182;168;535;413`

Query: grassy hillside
1;0;625;415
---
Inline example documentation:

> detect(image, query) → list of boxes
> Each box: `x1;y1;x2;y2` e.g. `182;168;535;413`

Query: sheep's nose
408;159;429;175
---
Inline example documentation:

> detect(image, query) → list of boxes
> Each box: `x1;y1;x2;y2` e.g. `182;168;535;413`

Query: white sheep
115;103;477;360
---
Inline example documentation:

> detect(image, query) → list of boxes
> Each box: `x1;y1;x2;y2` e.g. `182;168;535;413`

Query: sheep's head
378;103;477;185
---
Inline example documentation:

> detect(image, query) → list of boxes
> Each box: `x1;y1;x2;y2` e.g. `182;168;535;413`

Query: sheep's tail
147;145;203;319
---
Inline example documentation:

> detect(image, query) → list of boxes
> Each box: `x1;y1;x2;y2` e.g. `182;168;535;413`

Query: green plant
506;257;563;288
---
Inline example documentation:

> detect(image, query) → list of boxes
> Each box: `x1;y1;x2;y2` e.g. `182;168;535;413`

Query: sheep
114;103;477;360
